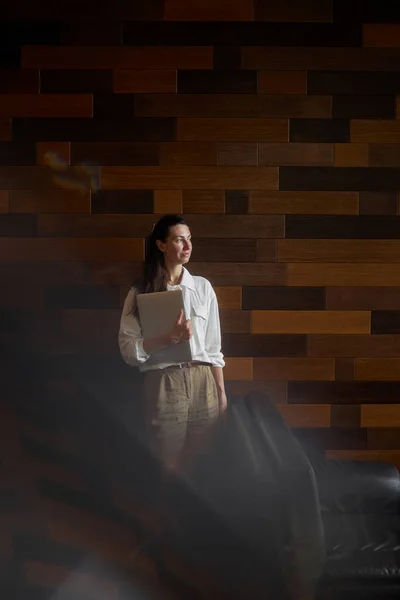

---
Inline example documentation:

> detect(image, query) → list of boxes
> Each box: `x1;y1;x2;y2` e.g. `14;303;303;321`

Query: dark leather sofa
170;393;400;600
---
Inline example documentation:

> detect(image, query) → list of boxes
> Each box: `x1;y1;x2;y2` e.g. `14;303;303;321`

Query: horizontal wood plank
178;118;288;142
326;286;400;310
363;24;400;48
182;190;225;213
279;239;400;262
259;143;333;166
0;94;92;118
223;357;253;381
218;142;257;166
22;46;213;70
355;359;400;381
220;309;251;333
161;142;218;166
351;120;400;143
361;404;400;428
326;449;400;468
253;358;335;381
0;238;143;261
164;0;254;21
9;190;90;214
154;190;182;214
334;143;367;166
252;310;370;334
277;404;331;428
255;0;332;22
258;71;307;94
189;262;285;286
114;70;177;93
101;166;279;190
309;334;400;358
249;191;358;215
288;263;400;286
214;286;242;310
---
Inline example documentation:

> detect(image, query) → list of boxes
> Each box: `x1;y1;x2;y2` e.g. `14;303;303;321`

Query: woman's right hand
170;309;192;344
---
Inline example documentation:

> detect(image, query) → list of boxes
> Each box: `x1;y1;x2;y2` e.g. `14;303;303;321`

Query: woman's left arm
205;290;227;414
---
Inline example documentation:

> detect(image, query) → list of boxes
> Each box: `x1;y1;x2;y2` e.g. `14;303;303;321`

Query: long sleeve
118;288;150;367
205;290;225;368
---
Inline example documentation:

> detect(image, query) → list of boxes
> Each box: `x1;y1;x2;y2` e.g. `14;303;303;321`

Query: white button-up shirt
118;267;225;372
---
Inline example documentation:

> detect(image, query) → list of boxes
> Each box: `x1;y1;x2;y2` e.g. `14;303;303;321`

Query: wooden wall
3;1;400;597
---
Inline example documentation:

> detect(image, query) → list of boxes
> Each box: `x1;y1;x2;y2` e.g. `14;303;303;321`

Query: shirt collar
179;267;195;291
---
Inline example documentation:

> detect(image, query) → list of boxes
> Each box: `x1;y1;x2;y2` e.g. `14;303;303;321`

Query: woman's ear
156;240;165;253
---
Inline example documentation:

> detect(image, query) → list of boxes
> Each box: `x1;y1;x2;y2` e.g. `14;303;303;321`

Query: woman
119;214;227;472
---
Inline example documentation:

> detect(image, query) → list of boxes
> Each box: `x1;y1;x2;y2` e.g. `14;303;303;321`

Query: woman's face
157;224;192;266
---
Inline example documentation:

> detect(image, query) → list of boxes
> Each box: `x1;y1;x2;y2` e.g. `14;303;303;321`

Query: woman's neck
166;264;183;286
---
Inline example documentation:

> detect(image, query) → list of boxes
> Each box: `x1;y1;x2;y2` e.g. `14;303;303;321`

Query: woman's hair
131;214;188;316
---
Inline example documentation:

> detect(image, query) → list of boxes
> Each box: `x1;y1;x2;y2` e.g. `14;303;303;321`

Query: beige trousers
144;365;219;470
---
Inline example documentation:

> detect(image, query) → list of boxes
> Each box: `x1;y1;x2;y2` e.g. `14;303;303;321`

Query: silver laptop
137;289;193;364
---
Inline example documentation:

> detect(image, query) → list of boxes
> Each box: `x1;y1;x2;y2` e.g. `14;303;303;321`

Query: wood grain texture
182;190;225;213
218;143;257;166
220;309;251;333
258;71;307;94
178;119;288;142
161;142;218;166
252;310;370;334
71;142;160;167
326;286;400;310
37;214;154;237
277;404;331;428
154;190;182;214
363;24;400;48
189;262;285;286
61;20;123;45
91;190;154;214
285;215;400;238
164;0;253;21
355;359;400;381
178;70;257;94
224;381;287;403
0;69;39;93
259;143;333;166
0;238;143;261
256;240;277;262
191;239;257;262
351;120;400;143
136;94;330;117
114;70;177;93
335;359;355;382
249;191;358;215
101;166;279;190
0;94;92;118
214;286;242;310
361;404;400;428
9;190;90;214
37;142;70;167
225;190;248;214
288;381;400;404
369;144;400;167
243;286;325;310
223;357;253;381
334;143;367;167
22;46;213;70
255;0;332;22
359;192;398;215
288;264;400;287
223;333;306;357
253;358;335;381
279;239;400;262
333;96;395;119
309;335;400;358
367;428;400;450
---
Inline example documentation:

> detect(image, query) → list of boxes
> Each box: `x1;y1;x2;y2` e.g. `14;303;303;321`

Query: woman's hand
170;309;192;344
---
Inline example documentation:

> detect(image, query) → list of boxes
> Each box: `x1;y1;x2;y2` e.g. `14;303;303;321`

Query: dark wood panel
259;143;333;166
177;70;257;94
88;262;142;286
154;190;182;214
280;167;400;191
289;120;349;143
367;428;400;450
252;310;369;335
258;71;306;94
93;93;135;120
223;333;306;357
279;239;400;261
255;0;332;22
333;96;395;119
371;311;400;334
0;142;36;166
256;240;277;262
189;262;286;286
363;24;400;48
185;215;283;239
44;286;120;309
38;214;154;237
178;119;287;143
0;215;36;237
71;142;160;167
359;192;397;215
114;70;176;93
0;191;8;213
249;191;358;215
40;70;113;94
12;118;176;142
289;263;400;287
285;215;400;239
37;142;70;167
225;381;287;403
335;359;355;382
124;22;359;47
369;145;400;167
0;119;10;141
218;143;257;166
253;358;335;381
288;382;400;404
0;166;99;191
334;143;367;167
61;20;122;45
0;69;39;93
334;1;400;23
326;287;400;310
91;191;153;214
190;239;256;262
214;286;242;310
225;190;248;214
9;190;90;214
242;47;400;71
136;94;331;118
161;142;217;166
355;359;400;381
293;428;367;451
101;166;279;190
309;334;400;358
22;46;213;70
164;0;253;21
0;94;92;118
242;286;325;310
220;310;250;334
213;47;241;70
351;120;400;143
361;404;400;427
0;239;143;262
3;0;164;19
330;405;360;427
182;190;224;214
308;71;400;94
